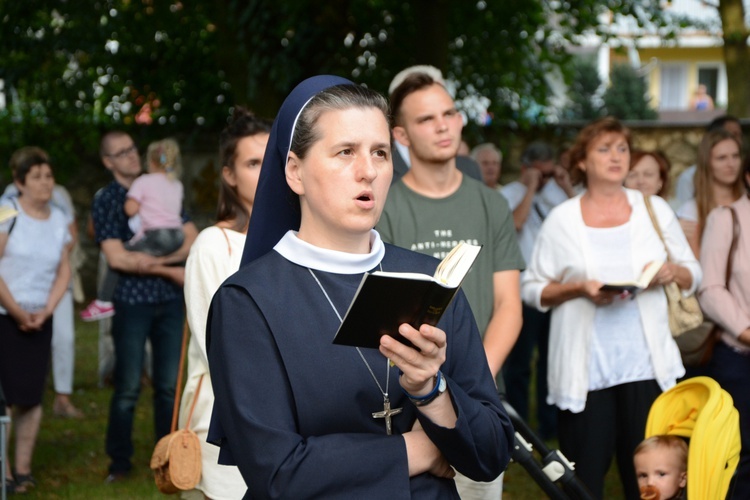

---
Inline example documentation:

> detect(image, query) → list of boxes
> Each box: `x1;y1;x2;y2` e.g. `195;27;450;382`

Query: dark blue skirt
0;313;52;406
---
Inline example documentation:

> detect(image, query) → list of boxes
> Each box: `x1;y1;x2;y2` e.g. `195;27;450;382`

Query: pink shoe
80;300;115;321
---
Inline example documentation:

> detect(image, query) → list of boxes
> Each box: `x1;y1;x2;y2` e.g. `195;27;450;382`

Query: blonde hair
634;435;688;472
146;138;182;180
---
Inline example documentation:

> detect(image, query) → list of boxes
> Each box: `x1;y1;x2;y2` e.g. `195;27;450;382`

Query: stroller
501;399;595;500
644;376;741;499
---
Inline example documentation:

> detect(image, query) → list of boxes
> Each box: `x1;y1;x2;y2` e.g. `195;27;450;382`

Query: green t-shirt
377;175;525;336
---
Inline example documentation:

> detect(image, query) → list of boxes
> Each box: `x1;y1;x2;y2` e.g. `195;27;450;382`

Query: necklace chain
308;266;403;434
307;267;390;398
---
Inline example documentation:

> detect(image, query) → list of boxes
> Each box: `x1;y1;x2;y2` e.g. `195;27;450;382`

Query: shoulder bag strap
7;197;18;235
219;226;232;257
169;320;205;431
170;319;190;433
643;194;672;261
725;206;739;286
176;224;233;430
183;375;204;429
707;206;740;353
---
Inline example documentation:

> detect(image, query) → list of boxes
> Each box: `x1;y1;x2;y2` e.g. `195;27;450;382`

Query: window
698;67;719;101
659;63;688;110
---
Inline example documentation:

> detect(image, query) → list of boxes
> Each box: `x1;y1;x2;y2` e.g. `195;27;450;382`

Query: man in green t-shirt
377;70;524;499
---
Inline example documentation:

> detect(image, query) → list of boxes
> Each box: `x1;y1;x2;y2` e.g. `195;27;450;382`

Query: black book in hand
332;242;482;349
598;260;663;294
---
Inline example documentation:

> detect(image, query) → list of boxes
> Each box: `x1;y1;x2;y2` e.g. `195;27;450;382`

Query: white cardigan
521;189;700;413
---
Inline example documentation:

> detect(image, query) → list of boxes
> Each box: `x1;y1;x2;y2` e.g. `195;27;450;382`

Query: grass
7;317;625;499
7;319;162;499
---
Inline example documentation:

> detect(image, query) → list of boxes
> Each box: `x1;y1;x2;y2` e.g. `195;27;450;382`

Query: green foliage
0;1;230;179
0;0;698;175
564;58;603;120
603;64;658;120
213;0;576;125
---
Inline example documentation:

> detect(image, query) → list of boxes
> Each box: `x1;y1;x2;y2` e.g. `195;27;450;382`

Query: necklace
308;267;402;435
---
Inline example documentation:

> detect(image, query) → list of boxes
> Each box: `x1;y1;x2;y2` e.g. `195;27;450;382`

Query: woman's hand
648;261;693;290
739;328;750;347
581;280;619;306
380;324;446;396
11;308;34;332
650;261;676;287
26;306;52;331
402;427;456;479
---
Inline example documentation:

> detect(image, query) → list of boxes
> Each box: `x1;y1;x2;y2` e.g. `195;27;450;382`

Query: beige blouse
698;194;750;354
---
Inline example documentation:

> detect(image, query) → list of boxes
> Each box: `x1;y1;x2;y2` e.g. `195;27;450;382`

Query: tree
718;0;750;117
564;58;603;120
0;0;703;180
602;64;658;120
209;0;576;124
2;2;682;126
0;1;228;181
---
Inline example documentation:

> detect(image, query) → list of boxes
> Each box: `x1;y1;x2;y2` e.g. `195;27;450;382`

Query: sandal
4;478;27;495
53;400;85;419
12;473;36;490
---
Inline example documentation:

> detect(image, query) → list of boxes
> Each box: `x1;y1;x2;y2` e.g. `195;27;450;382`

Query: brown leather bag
150;321;204;494
644;197;739;367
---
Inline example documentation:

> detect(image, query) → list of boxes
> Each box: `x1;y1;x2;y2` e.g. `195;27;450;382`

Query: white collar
273;230;385;274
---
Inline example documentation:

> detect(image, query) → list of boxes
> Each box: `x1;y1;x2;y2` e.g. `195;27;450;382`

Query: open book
332;242;483;349
599;260;663;294
0;205;18;224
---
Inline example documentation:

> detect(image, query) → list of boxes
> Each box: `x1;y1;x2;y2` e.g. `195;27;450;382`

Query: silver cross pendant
372;396;402;435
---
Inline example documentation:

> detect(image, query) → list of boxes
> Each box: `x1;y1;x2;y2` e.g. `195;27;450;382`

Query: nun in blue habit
206;75;513;499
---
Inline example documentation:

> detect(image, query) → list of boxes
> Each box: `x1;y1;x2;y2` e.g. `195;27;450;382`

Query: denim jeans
105;298;183;474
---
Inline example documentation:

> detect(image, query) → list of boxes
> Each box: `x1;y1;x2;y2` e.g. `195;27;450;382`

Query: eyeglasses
106;145;138;159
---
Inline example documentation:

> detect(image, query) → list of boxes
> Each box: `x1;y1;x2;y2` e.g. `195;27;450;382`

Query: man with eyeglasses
500;141;575;444
91;131;197;483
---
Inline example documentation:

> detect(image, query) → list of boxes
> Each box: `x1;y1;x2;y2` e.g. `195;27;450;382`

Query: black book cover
332;274;460;349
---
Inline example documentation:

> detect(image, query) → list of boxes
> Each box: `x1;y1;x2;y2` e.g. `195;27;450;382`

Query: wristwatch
405;371;447;407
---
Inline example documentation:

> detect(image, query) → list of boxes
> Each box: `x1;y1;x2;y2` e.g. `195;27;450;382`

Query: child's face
634;447;686;499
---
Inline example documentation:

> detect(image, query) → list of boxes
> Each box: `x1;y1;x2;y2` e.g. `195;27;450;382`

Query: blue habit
207;243;513;499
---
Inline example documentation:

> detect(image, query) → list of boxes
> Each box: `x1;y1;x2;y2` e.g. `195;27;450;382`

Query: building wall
637;47;725;110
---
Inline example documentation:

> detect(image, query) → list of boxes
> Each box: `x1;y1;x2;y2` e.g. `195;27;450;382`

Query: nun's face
287;106;392;252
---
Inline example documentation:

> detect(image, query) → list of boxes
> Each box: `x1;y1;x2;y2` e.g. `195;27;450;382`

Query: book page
434;242;482;288
601;260;664;292
372;271;433;281
636;260;663;288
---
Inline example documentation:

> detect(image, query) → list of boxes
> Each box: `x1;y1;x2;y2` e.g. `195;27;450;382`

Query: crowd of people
0;67;749;500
